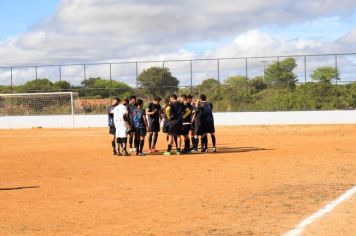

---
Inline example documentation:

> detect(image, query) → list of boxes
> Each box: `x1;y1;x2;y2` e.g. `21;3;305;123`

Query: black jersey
193;106;204;127
168;101;185;121
201;101;214;122
182;102;193;124
147;102;161;123
127;103;136;122
107;105;116;127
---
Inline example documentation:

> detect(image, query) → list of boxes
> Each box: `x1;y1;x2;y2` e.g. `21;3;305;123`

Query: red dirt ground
0;125;355;235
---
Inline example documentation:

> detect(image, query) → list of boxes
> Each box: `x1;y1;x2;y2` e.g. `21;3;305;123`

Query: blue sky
0;0;58;41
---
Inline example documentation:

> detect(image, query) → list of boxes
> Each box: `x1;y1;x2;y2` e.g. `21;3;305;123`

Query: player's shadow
0;186;40;191
146;146;272;156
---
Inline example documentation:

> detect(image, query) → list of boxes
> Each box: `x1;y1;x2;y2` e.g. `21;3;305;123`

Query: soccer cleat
139;153;146;157
148;149;153;153
191;149;198;153
212;147;217;153
176;151;181;155
153;149;159;153
163;151;171;156
113;150;118;155
122;150;128;156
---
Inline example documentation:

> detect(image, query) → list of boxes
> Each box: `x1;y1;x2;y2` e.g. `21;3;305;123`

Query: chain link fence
0;53;355;113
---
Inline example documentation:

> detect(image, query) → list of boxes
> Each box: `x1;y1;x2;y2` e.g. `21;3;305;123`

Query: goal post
0;92;78;128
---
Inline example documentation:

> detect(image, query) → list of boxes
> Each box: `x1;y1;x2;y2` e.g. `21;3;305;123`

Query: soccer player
187;94;195;148
191;99;205;152
179;94;193;153
146;96;161;153
200;94;216;152
108;97;120;155
163;94;190;155
127;96;137;153
161;97;171;147
113;98;130;156
132;99;148;156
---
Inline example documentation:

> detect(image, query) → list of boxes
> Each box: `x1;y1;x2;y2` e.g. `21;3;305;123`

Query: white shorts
115;123;127;138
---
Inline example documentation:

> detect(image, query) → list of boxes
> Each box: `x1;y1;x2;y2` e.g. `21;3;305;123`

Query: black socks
153;133;158;149
211;134;216;148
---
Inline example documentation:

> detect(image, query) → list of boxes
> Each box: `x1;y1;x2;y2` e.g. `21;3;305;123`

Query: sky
0;0;356;75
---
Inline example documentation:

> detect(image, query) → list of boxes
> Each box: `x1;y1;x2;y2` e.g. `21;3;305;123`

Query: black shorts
163;120;170;133
168;120;182;136
195;124;205;136
181;124;191;136
204;120;215;133
135;127;147;137
109;126;116;135
148;121;160;132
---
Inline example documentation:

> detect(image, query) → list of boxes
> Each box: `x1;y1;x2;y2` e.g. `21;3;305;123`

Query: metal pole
261;60;267;82
190;60;193;94
109;63;113;98
162;61;165;97
245;58;248;78
59;65;62;92
304;56;307;110
217;59;221;111
10;67;13;92
335;54;339;109
135;62;138;89
35;66;38;92
83;64;86;81
70;92;75;129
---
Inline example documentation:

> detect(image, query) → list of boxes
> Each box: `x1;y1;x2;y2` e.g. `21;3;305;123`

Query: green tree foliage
137;67;179;97
311;66;339;83
265;58;297;89
23;78;55;92
80;77;133;98
54;81;71;90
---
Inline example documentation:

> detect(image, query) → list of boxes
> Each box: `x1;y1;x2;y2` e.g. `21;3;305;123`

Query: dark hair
169;94;177;100
153;96;161;101
136;99;143;106
113;97;120;102
129;95;137;100
200;94;207;101
123;98;129;104
180;94;187;99
187;94;193;99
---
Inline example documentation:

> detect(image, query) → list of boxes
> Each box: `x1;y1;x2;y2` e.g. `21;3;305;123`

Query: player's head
152;96;161;104
112;97;120;106
129;96;137;104
193;99;200;106
164;96;170;105
187;94;193;103
169;94;177;102
179;94;187;102
136;98;143;107
200;94;207;101
122;98;129;106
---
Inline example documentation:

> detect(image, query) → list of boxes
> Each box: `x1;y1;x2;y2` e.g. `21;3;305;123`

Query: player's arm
191;112;196;123
146;107;155;115
143;115;148;129
166;106;172;119
182;107;191;119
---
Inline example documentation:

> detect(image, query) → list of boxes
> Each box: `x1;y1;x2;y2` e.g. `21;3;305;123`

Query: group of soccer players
108;93;216;156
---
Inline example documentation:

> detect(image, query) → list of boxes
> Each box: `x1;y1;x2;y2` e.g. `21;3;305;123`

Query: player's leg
121;137;128;156
110;127;117;155
148;131;153;152
210;132;216;152
152;132;159;151
116;137;121;156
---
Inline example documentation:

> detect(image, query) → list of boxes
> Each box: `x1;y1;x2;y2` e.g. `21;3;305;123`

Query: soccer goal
0;92;78;128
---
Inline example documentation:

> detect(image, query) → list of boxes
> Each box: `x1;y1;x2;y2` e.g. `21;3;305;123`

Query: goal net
0;92;78;117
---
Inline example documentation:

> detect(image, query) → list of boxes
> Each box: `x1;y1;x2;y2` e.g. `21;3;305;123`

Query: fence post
304;55;307;110
190;60;193;94
217;59;221;112
335;54;339;109
162;61;165;98
10;67;13;93
135;62;138;89
83;64;86;81
35;66;38;92
58;65;62;92
109;63;113;98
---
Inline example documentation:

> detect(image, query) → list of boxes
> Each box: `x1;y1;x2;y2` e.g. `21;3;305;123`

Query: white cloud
0;0;355;67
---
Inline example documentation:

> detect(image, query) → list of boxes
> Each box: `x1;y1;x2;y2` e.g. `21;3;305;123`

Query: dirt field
0;125;355;236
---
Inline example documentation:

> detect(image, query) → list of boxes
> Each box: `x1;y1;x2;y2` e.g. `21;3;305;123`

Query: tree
311;66;339;83
54;81;71;90
265;58;297;89
250;76;267;94
23;78;55;92
80;77;133;98
137;67;179;97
